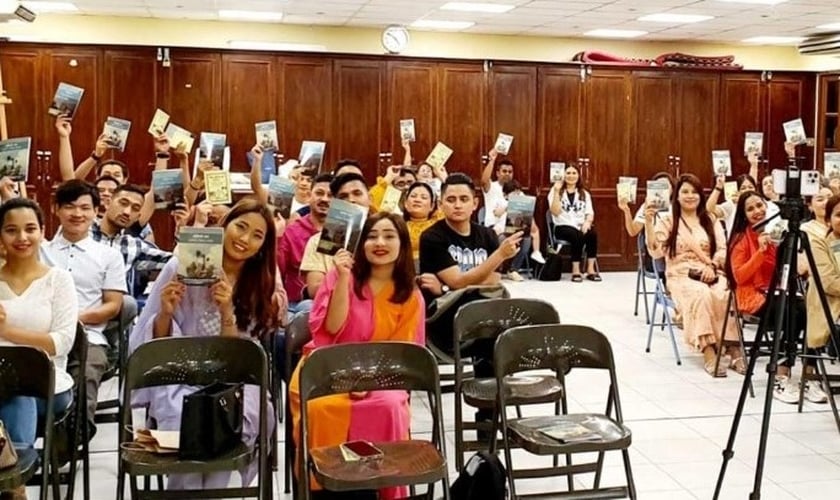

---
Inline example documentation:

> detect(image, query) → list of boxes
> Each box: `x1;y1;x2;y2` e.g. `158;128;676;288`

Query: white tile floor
42;272;840;499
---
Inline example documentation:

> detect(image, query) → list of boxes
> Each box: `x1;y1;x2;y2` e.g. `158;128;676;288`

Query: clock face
382;25;409;54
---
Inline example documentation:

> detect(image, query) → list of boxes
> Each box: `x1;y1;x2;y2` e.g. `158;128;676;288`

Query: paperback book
744;132;764;156
425;142;453;170
267;175;296;219
299;140;326;172
177;227;224;286
165;123;195;153
616;176;638;204
825;152;840;180
712;150;732;176
379;185;403;215
255;120;279;151
48;82;84;119
103;116;131;152
151;170;184;210
0;137;32;181
316;199;367;256
539;420;603;444
400;119;416;142
255;150;276;184
504;194;535;236
549;162;566;183
783;118;807;145
199;132;227;169
204;170;232;205
646;179;671;212
724;181;738;202
494;133;514;155
148;109;170;136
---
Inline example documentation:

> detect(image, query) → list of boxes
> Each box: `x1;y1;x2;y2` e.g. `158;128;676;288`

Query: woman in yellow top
403;181;444;261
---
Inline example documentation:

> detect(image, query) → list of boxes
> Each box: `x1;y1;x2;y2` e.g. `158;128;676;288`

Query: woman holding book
645;174;738;377
548;163;600;282
802;186;833;243
618;171;675;237
289;212;425;500
404;181;443;261
129;198;286;491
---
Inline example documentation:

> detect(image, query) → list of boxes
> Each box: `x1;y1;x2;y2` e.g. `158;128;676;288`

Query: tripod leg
816;355;840;434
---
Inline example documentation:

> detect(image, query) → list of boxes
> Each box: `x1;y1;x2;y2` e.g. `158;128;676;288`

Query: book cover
268;174;296;219
539;420;602;444
177;227;224;286
549;162;566;183
712;150;732;176
199;132;227;169
165;123;195;153
151;170;184;210
494;133;514;155
103;116;131;152
825;152;840;180
47;82;84;119
379;185;404;215
400;119;416;142
204;170;232;205
148;108;170;136
783;118;807;145
646;179;671;212
316;199;367;256
504;194;535;236
255;120;279;151
0;137;32;181
616;176;638;204
299;140;326;172
425;142;453;170
724;181;738;202
744;132;764;156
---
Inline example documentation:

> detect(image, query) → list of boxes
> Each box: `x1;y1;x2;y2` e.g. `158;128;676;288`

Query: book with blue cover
103;116;131;152
267;175;296;219
316;199;367;256
0;137;32;181
48;82;84;119
151;170;184;210
504;194;535;236
199;132;227;169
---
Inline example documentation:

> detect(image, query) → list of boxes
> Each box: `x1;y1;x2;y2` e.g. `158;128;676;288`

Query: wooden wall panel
675;73;720;186
488;64;536;190
719;74;764;178
221;54;275;172
537;68;582;186
384;62;437;172
333;59;383;180
582;70;631;189
766;75;816;171
630;72;675;180
277;57;332;170
438;63;486;180
161;51;221;145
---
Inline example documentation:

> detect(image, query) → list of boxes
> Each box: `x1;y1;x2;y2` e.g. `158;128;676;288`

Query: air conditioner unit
798;32;840;55
0;4;36;23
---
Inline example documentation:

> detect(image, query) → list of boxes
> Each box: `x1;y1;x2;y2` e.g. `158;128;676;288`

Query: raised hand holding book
299;140;326;172
165;123;195;153
494;133;514;155
267;175;295;219
616;176;638;204
711;150;732;176
825;153;840;180
151;170;185;210
549;162;566;183
646;179;671;212
0;137;32;182
783;118;807;145
177;227;224;286
255;120;279;151
48;82;84;119
148;109;170;136
199;132;227;169
744;132;764;157
103;116;131;152
400;119;416;142
204;170;232;205
316;199;368;256
425;142;453;170
380;185;404;215
504;194;535;236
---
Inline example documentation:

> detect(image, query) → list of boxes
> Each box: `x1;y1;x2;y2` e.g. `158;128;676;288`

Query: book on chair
539;420;603;444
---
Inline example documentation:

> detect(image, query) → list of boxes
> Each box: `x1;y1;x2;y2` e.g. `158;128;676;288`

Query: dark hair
497;159;514;169
725;191;766;287
736;174;758;191
312;173;334;186
297;168;316;180
94;175;120;187
55;179;100;208
667;174;718;259
564;163;589;203
330;173;368;196
114;184;146;198
219;198;279;339
652;171;676;189
403;182;436;221
825;194;840;225
334;159;361;174
502;180;522;196
441;172;476;195
0;197;44;229
352;212;416;304
398;168;417;179
97;160;128;179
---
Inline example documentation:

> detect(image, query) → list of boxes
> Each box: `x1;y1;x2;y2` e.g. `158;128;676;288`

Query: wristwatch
156;152;171;159
90;152;102;162
441;285;450;294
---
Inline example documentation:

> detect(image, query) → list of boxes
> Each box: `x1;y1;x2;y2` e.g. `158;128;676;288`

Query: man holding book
370;165;417;210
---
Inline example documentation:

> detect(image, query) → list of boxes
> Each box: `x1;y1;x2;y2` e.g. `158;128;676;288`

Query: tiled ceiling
24;0;840;43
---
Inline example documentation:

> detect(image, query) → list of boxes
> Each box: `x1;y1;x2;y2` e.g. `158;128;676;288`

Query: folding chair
118;336;270;500
95;295;139;426
644;256;682;365
283;312;312;496
493;325;636;499
299;342;450;500
633;234;659;324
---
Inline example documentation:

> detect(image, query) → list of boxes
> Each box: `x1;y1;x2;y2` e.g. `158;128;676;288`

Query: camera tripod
713;167;840;499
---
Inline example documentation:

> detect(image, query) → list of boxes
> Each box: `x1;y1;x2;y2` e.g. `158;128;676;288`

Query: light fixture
410;19;475;30
21;1;78;12
439;2;515;14
638;13;714;23
227;40;327;52
716;0;788;5
583;29;648;39
742;35;804;44
218;9;283;22
815;22;840;32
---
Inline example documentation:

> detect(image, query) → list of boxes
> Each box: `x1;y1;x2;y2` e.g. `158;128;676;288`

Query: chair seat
0;448;39;490
309;440;446;492
507;414;632;455
462;375;563;408
121;442;254;476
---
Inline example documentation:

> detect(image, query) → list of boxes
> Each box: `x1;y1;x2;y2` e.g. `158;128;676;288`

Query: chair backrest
299;342;439;401
477;206;486;226
0;346;55;402
453;298;559;345
285;312;312;381
66;322;89;388
545;208;556;247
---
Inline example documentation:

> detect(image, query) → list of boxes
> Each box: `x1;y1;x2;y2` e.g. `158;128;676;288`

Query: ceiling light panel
440;2;516;14
218;9;283;22
584;28;648;38
742;35;804;44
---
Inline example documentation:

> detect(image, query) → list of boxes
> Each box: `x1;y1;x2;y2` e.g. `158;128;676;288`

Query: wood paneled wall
0;43;816;268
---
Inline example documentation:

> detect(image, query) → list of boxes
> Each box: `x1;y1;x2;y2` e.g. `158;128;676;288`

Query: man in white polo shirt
43;180;126;437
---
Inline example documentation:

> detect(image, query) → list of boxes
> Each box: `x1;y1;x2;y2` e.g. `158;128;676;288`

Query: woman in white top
548;163;600;282
0;198;78;451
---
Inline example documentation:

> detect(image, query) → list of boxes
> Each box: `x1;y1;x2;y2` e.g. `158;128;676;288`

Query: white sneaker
804;380;829;404
531;250;546;264
506;271;525;282
773;376;800;405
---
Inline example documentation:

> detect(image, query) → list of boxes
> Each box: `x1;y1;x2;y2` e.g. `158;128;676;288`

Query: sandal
730;357;747;375
704;354;730;378
586;273;602;282
571;274;583;283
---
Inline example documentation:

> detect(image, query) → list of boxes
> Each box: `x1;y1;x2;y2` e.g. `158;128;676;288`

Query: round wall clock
382;25;410;54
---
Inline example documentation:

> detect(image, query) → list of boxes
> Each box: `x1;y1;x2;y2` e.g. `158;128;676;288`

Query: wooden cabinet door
160;51;222;147
103;49;160;185
383;61;437;172
630;72;675;181
537;67;582;184
719;73;764;177
765;74;817;170
675;73;720;186
221;53;276;172
333;59;384;180
488;64;537;189
437;63;487;180
277;57;332;170
581;70;631;189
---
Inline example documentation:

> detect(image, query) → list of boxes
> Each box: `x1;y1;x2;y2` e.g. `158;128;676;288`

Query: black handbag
179;382;244;460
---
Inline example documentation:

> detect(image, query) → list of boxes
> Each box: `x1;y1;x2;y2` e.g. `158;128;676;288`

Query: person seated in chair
548;163;600;282
290;212;425;500
492;180;545;281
